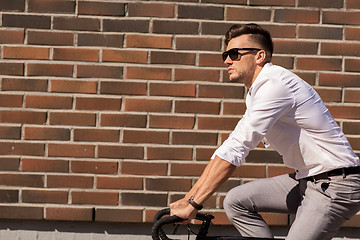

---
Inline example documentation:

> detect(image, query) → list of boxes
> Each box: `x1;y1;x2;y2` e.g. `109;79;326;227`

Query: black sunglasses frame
222;48;262;62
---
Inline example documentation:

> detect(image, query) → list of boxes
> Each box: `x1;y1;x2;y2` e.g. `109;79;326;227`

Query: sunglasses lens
222;49;239;61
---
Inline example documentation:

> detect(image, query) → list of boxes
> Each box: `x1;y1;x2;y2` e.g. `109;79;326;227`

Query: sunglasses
222;48;262;62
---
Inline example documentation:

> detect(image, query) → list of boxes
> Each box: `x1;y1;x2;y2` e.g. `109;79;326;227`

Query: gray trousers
223;173;360;240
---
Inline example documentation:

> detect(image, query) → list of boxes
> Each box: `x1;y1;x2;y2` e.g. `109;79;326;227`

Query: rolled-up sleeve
212;78;294;166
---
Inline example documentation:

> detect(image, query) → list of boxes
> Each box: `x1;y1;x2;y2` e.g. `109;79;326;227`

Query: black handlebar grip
151;208;184;240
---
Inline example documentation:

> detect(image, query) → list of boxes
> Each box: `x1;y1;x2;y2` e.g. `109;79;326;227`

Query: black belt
305;166;360;181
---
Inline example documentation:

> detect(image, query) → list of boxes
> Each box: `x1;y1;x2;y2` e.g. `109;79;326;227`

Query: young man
170;24;360;240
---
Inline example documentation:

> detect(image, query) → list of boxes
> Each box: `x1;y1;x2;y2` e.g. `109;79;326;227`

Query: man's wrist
187;196;203;210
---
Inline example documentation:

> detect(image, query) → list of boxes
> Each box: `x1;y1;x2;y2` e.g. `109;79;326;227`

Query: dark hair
225;23;273;60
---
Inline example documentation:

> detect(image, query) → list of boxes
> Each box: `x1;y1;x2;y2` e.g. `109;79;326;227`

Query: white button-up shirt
213;63;359;179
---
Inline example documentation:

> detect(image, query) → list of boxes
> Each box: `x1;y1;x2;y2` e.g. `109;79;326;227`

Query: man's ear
255;50;267;65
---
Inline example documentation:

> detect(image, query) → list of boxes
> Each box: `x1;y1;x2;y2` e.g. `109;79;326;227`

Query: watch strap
188;196;203;210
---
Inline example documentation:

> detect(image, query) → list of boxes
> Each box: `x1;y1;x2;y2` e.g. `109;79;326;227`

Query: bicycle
151;208;276;240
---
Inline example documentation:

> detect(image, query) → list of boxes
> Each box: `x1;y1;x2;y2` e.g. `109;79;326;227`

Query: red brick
124;98;172;112
149;82;196;97
175;100;220;114
2;78;47;92
348;137;360;151
25;95;72;109
0;94;23;107
231;164;266;178
226;7;271;21
121;192;167;207
345;27;360;40
149;115;195;129
344;89;360;103
98;145;144;159
100;81;146;95
3;46;49;60
347;0;360;9
249;0;294;6
0;206;43;220
78;33;124;47
147;146;193;160
0;0;25;11
48;143;95;158
319;73;360;87
0;126;21;139
49;112;96;126
71;191;118;205
95;209;142;223
50;79;97;93
2;14;50;29
53;48;99;62
345;58;360;72
0;157;20;171
199;53;225;67
128;2;174;18
172;131;218;145
46;207;93;221
0;189;18;203
28;0;75;13
199;84;245;99
0;173;44;187
179;5;224;20
21;158;69;172
0;29;24;44
123;129;169;144
151;51;196;65
78;1;125;16
0;110;46;124
246;149;283;164
53;16;100;31
27;63;73;77
24;126;70;141
77;65;122;79
22;189;68;204
100;113;147;128
176;36;222;51
170;162;207;176
103;19;149;33
71;160;118;174
273;40;318;54
74;128;119;142
146;178;192;191
196;147;217;161
126;66;171;80
174;68;220;82
299;0;343;8
121;161;168;176
27;30;74;45
296;57;342;71
321;42;360;57
323;11;360;25
126;34;172;49
314;87;342;103
343;122;360;135
47;175;93;188
274;9;319;23
198;116;240;130
153;20;199;35
0;62;24;76
298;26;342;40
96;176;143;190
223;101;246;115
76;97;121;111
102;49;147;63
327;105;360;119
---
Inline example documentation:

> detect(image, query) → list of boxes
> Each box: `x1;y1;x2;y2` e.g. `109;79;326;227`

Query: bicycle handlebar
151;208;215;240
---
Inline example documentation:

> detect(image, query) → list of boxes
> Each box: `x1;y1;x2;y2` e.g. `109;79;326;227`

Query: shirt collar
248;62;273;96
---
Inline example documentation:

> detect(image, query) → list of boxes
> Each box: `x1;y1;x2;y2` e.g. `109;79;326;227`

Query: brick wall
0;0;359;228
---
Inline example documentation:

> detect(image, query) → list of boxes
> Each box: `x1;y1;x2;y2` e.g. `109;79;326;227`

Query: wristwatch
187;196;203;210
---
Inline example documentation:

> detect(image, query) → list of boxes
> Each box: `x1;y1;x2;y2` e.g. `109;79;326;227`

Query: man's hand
170;201;198;222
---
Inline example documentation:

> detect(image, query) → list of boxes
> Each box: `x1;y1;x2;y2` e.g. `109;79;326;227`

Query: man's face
224;35;260;88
